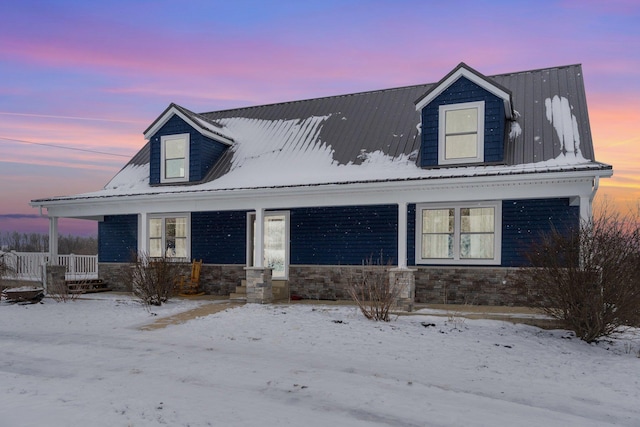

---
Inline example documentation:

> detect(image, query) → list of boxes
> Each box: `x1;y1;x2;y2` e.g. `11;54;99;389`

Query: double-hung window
161;134;189;183
417;202;500;265
149;214;190;259
438;101;484;165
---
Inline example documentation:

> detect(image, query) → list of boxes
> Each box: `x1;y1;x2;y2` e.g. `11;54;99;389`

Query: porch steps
66;279;111;294
229;282;247;301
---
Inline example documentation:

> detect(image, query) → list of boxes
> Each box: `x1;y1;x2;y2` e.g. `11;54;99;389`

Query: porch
0;251;99;282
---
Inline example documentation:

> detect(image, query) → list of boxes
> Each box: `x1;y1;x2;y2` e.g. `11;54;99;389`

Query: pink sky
1;0;639;236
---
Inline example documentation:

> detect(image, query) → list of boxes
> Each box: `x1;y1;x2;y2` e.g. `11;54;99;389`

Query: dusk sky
1;0;639;236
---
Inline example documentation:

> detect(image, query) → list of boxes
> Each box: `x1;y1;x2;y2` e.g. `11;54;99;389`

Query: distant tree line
0;231;97;254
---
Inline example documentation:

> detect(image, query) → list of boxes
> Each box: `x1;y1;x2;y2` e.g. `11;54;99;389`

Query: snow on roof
32;64;613;204
69;112;603;201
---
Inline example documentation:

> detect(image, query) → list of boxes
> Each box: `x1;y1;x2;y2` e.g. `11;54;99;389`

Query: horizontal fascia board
36;169;610;219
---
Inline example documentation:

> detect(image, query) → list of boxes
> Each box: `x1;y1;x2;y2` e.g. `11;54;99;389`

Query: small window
161;134;189;183
416;202;500;265
439;101;484;165
148;214;189;259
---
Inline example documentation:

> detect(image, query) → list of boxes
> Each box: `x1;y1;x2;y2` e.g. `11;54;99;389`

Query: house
30;63;613;306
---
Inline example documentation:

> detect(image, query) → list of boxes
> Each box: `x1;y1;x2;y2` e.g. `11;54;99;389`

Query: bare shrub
128;253;179;306
47;277;74;302
0;252;13;299
517;210;640;343
47;278;92;302
0;252;13;283
347;258;402;322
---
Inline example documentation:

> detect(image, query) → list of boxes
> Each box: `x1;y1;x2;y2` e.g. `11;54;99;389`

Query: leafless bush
128;252;179;306
347;258;402;322
516;210;640;343
0;252;12;281
47;278;92;302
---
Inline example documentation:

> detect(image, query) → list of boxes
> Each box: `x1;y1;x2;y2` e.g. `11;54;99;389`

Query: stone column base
389;267;416;312
244;267;273;304
45;265;66;295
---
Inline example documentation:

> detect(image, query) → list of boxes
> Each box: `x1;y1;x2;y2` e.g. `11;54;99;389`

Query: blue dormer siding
149;115;227;184
420;77;505;167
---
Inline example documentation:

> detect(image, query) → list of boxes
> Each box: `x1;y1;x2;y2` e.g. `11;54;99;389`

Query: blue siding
420;77;505;167
191;211;247;264
291;205;398;265
98;215;138;263
149;115;227;184
502;198;579;267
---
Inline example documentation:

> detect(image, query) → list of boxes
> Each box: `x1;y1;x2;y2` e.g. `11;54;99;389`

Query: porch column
139;212;148;257
48;216;58;265
244;207;272;303
579;195;592;225
391;202;415;311
254;207;265;268
397;202;408;268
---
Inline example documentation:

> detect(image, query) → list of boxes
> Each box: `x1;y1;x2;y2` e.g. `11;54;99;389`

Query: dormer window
439;101;484;165
161;133;189;183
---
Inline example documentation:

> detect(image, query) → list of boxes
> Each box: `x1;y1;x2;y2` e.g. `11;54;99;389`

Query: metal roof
123;63;606;185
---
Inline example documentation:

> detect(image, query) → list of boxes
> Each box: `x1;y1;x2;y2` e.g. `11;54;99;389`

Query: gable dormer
144;103;234;185
415;63;514;168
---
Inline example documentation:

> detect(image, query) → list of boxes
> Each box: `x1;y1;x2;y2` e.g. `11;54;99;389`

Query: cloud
0;213;42;220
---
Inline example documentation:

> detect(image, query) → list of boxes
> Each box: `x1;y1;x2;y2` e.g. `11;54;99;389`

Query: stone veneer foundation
98;263;245;295
100;263;536;306
288;265;535;306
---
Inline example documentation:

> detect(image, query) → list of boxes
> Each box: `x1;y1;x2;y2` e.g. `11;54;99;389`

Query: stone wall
100;262;536;306
99;263;245;295
413;267;535;306
288;265;359;300
289;265;535;306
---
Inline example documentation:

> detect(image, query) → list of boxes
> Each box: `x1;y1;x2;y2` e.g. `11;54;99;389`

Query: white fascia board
34;169;610;219
143;107;233;145
415;68;513;119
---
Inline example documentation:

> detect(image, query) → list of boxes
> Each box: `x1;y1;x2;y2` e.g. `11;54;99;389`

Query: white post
70;254;76;280
579;195;592;225
397;202;408;268
48;216;58;265
255;208;265;268
139;212;148;257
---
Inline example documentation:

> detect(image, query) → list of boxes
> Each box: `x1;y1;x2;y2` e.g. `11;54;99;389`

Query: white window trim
438;101;485;165
247;210;290;280
415;201;501;265
160;133;190;183
147;212;191;260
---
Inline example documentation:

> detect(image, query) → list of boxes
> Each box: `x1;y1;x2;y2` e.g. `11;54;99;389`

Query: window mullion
162;218;167;258
453;207;460;260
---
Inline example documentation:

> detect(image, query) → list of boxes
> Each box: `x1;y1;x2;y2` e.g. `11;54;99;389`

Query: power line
0;136;132;158
0;111;144;124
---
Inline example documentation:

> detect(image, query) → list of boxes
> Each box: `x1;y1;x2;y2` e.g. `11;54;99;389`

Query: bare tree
517;209;640;342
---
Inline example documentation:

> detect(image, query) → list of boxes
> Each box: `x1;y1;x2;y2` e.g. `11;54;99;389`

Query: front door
248;211;289;279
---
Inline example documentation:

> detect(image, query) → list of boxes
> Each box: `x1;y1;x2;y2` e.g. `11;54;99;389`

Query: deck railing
0;251;99;281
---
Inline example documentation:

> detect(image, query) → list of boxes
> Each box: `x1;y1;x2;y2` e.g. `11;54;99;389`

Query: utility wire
0;111;143;124
0;136;131;158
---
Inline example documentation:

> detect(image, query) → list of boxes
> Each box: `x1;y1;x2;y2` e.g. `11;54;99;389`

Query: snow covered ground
1;294;638;426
